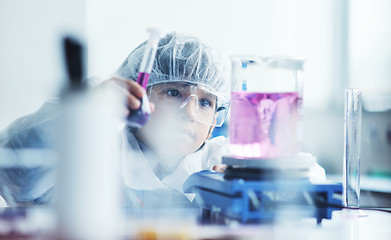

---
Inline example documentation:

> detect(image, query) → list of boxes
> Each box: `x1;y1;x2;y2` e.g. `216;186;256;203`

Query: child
0;32;232;207
113;32;231;207
0;32;326;208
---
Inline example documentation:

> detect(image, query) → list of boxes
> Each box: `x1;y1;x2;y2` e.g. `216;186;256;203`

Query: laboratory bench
327;174;391;208
1;206;391;240
1;175;390;239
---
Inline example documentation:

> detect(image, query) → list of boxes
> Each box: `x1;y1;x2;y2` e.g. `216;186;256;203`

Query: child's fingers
150;102;155;112
108;77;145;99
103;77;146;110
127;81;145;99
212;164;227;173
127;94;141;110
109;77;154;112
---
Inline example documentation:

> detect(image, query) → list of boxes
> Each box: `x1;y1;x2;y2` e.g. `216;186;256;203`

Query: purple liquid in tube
126;72;151;128
230;91;301;158
137;72;150;90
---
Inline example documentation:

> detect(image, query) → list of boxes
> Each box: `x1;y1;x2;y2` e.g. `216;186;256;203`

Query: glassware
339;88;367;217
230;56;305;158
126;28;161;128
148;82;230;127
343;88;362;208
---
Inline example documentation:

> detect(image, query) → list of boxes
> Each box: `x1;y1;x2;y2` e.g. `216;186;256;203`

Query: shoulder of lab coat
0;77;100;147
0;99;60;148
0;99;59;206
161;136;230;198
120;130;167;190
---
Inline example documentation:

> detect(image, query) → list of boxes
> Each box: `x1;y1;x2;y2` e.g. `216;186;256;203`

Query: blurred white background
0;0;390;175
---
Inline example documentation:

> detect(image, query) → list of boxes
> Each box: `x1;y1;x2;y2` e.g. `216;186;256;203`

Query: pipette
126;28;161;128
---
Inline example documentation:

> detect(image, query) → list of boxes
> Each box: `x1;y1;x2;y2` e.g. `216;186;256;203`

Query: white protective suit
0;31;326;207
0;99;326;207
0;98;228;207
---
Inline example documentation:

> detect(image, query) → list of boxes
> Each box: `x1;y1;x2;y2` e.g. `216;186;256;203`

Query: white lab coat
0;100;59;206
120;128;229;207
0;99;229;206
0;99;326;207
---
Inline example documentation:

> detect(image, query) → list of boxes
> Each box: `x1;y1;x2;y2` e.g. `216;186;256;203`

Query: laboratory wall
309;0;391;174
348;0;391;176
86;0;337;110
85;0;362;174
0;0;86;129
0;0;390;176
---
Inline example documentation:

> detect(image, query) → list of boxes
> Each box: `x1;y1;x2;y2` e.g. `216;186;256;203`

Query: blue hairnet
116;32;230;103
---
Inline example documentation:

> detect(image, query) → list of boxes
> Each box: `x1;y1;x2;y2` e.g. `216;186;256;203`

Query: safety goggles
147;82;230;127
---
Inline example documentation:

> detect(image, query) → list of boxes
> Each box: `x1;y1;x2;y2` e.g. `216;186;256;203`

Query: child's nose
180;97;198;122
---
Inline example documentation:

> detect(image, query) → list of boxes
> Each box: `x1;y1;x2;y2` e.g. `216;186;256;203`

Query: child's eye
199;99;212;108
166;89;181;97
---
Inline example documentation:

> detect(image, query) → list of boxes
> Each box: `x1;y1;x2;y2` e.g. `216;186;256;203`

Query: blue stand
184;171;343;223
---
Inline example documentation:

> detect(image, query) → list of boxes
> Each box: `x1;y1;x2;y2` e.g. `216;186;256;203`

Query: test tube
126;28;161;128
343;88;362;208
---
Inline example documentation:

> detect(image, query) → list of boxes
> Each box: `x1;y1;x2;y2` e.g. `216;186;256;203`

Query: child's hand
101;77;155;116
212;164;227;173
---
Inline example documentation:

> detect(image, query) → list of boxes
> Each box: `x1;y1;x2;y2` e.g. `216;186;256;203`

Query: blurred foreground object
57;36;123;239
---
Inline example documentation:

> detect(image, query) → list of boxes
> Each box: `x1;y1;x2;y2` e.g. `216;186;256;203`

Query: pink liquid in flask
230;91;301;158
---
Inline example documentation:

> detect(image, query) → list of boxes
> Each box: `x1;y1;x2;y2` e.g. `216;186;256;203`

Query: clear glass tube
343;88;362;208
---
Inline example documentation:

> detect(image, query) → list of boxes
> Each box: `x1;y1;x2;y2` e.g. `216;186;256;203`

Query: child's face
135;82;217;160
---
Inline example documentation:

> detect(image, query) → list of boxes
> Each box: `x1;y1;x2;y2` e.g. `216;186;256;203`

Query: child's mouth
179;127;194;138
